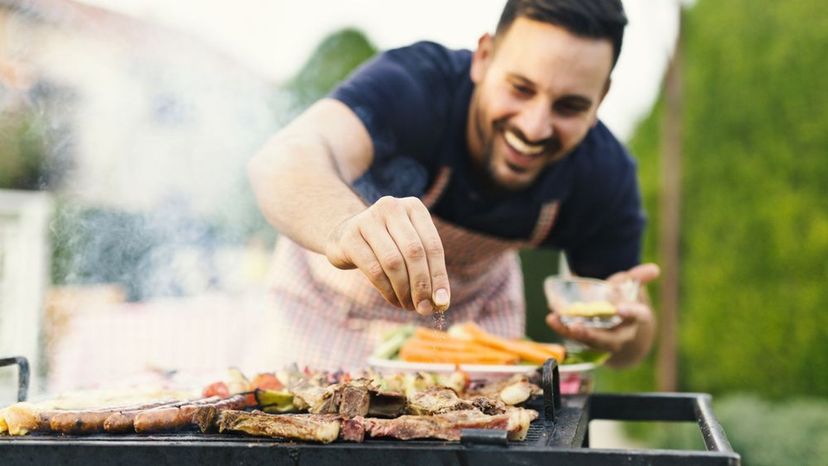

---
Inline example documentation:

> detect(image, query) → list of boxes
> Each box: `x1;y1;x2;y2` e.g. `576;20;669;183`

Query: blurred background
0;0;825;462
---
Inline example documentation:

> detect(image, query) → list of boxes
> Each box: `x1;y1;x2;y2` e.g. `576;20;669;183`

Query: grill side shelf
586;392;740;464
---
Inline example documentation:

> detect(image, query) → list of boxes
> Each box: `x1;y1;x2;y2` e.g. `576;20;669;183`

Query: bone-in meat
406;387;473;415
217;410;341;444
362;409;512;441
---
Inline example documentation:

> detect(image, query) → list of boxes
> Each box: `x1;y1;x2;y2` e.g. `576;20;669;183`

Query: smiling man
249;0;660;369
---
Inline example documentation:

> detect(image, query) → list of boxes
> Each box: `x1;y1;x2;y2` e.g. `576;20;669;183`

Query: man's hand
546;263;660;367
325;196;451;315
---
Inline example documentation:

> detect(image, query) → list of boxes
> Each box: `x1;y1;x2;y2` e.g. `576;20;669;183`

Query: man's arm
248;99;450;314
248;99;371;254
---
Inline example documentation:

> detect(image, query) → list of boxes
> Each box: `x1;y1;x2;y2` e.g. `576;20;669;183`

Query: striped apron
248;168;560;370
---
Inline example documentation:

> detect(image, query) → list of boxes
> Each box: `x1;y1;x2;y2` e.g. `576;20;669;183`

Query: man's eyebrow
506;73;535;87
558;95;593;107
506;73;594;107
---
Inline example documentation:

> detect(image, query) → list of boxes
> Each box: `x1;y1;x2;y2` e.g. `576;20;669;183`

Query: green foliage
621;0;828;397
679;0;828;398
0;106;48;189
643;394;828;466
286;28;377;110
520;248;561;343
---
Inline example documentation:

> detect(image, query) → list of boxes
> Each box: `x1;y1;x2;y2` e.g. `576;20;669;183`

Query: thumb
628;263;660;284
608;263;660;285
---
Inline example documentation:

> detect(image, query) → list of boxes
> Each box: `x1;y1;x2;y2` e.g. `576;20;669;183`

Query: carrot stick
462;322;561;364
521;340;566;363
414;327;455;341
402;338;519;361
399;345;517;365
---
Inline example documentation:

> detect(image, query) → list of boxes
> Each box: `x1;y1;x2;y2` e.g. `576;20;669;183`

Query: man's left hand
545;263;660;367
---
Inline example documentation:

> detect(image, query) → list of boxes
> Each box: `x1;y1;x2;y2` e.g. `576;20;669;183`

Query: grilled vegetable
255;389;295;413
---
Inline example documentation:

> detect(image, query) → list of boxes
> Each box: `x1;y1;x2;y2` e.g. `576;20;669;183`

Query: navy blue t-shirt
330;41;644;279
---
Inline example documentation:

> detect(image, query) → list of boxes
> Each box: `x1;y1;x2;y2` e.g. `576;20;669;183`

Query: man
248;0;659;370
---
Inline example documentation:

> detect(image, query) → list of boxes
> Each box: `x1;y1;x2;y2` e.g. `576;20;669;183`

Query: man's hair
495;0;628;68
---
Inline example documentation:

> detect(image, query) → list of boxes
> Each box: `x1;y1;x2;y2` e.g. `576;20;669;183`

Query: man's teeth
504;131;544;156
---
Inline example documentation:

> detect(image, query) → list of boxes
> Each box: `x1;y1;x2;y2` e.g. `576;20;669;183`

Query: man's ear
470;33;494;84
592;77;612;127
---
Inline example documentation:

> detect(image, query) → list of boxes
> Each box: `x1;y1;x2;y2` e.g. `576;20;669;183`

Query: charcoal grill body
0;357;740;465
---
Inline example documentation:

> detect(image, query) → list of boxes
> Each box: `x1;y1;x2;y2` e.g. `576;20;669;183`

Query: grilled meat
407;387;473;415
361;409;512;441
217;410;341;444
338;381;371;418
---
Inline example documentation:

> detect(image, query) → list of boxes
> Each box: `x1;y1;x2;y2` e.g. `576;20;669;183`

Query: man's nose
513;99;554;143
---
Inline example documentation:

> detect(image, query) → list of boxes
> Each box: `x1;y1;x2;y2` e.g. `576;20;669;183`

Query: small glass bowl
544;276;638;329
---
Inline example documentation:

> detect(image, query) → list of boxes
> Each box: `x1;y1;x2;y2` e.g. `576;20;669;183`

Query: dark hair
496;0;628;68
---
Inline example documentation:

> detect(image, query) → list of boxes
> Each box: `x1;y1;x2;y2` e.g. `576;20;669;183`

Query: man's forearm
248;134;366;255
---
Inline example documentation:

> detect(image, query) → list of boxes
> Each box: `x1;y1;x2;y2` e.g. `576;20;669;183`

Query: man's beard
473;116;562;193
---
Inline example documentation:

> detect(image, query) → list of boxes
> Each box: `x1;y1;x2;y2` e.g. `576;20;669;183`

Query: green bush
287;28;377;110
583;0;828;397
0;107;48;189
675;0;828;399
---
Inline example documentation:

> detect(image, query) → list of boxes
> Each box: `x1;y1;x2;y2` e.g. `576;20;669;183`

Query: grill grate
1;357;741;465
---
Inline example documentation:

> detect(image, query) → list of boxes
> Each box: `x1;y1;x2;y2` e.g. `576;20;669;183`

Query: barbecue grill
1;356;740;465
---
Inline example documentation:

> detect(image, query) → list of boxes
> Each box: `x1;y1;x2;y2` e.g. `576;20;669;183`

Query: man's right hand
324;196;450;315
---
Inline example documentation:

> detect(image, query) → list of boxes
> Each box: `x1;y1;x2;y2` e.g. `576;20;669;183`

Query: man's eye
511;83;533;96
556;102;588;115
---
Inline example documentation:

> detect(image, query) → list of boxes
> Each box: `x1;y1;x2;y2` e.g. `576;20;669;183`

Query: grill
1;356;740;465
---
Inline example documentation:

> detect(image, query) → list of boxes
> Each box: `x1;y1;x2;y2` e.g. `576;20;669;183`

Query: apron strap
421;166;452;209
527;201;560;247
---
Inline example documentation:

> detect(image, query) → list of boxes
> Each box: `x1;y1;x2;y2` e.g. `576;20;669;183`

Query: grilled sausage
47;400;180;434
104;398;218;433
133;397;222;433
50;411;114;434
133;407;189;433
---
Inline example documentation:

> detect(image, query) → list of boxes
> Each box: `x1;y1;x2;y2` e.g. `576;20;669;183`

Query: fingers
359;214;415;310
546;313;629;353
406;200;450;311
546;303;649;354
384;208;432;314
616;302;650;322
346;232;400;307
368;197;449;315
607;263;661;285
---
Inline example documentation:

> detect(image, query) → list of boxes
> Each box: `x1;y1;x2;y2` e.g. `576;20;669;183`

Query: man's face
468;17;614;191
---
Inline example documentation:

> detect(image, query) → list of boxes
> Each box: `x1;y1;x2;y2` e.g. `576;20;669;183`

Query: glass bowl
543;275;638;329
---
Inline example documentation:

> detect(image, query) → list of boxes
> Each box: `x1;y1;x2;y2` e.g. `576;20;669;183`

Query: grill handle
0;356;29;402
541;358;561;423
460;428;508;447
588;392;735;453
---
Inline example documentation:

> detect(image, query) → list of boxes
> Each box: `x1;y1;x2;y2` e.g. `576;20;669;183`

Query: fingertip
634;263;661;282
416;300;434;316
433;288;450;308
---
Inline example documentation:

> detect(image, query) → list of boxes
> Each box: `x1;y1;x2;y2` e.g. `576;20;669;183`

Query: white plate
367;357;596;378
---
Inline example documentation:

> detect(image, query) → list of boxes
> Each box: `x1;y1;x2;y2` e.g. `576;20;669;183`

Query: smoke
2;1;290;300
